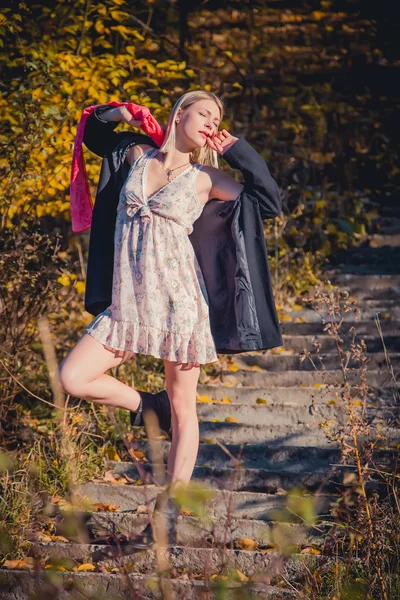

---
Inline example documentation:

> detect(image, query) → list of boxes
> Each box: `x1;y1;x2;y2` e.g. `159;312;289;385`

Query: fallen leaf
196;395;212;403
220;397;232;404
36;533;53;542
45;564;69;571
74;563;97;572
246;365;263;372
256;398;268;405
3;559;35;570
225;417;238;423
235;569;249;582
51;535;70;543
235;537;258;551
279;314;293;322
221;375;238;387
92;503;120;512
103;447;121;461
228;363;240;372
131;450;147;461
300;546;321;554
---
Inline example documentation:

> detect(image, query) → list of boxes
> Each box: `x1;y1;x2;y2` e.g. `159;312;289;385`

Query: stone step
231;352;400;372
76;483;336;521
368;234;400;247
27;541;325;580
327;273;400;295
331;245;400;261
196;422;400;447
108;460;390;493
279;334;400;353
216;368;396;388
280;320;400;336
279;307;400;321
0;570;297;599
53;510;328;549
329;264;400;275
196;384;396;407
128;441;397;472
195;402;397;427
24;542;324;593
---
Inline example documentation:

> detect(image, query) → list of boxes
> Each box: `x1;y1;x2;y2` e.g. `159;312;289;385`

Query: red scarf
70;102;166;233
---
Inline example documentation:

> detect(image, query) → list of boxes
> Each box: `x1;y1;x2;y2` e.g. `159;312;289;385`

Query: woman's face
177;99;221;149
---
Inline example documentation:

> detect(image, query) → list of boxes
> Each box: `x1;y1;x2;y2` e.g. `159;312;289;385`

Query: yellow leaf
57;274;71;286
197;395;211;403
234;569;249;582
352;399;363;407
246;365;263;372
313;383;323;388
300;546;321;554
92;503;120;512
45;564;69;571
3;559;35;570
74;563;97;572
51;535;70;543
225;417;238;423
228;363;240;372
326;400;336;405
74;281;86;294
103;446;121;461
220;397;232;403
292;304;303;310
132;450;146;461
256;398;268;405
279;314;293;322
235;537;258;551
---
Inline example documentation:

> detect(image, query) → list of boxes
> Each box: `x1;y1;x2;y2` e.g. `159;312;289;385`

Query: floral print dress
84;147;218;364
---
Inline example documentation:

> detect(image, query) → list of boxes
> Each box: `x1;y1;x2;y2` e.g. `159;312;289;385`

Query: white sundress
84;146;219;365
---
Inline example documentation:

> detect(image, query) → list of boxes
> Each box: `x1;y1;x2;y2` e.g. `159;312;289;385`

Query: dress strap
128;145;155;172
189;163;204;205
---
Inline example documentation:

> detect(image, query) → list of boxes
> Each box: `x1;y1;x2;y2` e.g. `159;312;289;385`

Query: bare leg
163;360;200;486
58;333;141;411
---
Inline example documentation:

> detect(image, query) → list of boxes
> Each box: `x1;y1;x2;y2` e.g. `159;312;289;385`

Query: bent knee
57;363;86;397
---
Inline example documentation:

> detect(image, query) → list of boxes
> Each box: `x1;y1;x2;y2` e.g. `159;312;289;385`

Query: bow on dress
69;101;166;233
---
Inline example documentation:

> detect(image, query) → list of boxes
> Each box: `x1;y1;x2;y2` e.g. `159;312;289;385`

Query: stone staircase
2;233;400;597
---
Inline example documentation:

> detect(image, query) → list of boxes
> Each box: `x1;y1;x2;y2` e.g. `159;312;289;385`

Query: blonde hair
158;90;224;168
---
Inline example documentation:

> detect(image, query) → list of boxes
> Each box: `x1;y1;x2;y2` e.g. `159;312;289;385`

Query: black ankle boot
130;389;172;438
127;490;180;550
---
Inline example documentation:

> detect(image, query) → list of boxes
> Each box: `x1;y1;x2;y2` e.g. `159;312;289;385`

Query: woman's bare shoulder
126;143;155;165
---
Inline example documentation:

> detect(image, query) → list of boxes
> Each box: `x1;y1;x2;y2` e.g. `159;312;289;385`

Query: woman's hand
119;106;143;128
206;129;239;155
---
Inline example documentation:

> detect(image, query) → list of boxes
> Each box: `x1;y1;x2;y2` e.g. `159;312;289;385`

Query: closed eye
200;112;219;129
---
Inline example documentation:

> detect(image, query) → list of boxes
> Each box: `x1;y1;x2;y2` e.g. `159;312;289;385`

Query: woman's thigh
58;333;134;388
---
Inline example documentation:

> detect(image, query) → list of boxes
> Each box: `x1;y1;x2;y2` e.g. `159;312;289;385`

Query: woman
59;90;281;549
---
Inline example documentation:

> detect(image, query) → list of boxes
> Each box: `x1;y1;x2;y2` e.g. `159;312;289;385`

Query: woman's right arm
82;106;122;157
83;106;142;157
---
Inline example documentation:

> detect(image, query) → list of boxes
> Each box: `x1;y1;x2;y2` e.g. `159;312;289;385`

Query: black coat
82;106;283;354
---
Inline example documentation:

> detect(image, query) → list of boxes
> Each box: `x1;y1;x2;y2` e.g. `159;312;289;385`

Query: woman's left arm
207;130;282;219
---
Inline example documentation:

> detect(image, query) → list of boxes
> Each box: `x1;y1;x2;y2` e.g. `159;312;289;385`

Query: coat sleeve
83;105;123;157
222;137;282;219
